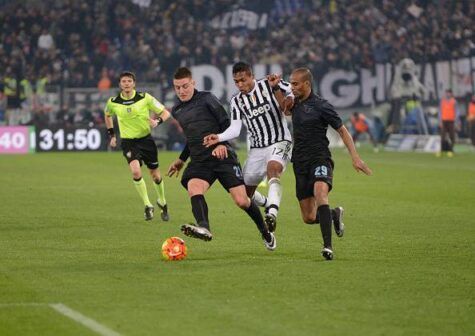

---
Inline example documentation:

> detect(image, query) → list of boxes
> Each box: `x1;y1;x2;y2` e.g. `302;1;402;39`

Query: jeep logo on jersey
245;104;271;118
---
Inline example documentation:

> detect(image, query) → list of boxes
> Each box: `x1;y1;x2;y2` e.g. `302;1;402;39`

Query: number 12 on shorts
314;166;328;177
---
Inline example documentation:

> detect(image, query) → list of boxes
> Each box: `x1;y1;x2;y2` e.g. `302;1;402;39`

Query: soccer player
204;62;344;234
104;71;171;221
167;67;275;250
288;68;372;260
203;61;293;233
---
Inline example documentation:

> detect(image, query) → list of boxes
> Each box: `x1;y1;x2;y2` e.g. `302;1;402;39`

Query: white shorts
243;141;292;186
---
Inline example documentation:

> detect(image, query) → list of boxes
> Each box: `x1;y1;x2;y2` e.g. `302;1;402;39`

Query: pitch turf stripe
49;303;121;336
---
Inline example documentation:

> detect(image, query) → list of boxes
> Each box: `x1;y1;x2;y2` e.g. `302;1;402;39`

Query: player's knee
131;170;142;180
233;195;250;209
302;213;315;224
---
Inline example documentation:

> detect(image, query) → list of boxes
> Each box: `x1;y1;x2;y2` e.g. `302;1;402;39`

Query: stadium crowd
1;0;474;87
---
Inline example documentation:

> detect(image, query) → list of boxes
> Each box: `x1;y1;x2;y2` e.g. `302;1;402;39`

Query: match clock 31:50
36;127;108;151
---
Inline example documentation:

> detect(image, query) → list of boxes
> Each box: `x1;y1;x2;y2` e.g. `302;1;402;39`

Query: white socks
267;177;282;217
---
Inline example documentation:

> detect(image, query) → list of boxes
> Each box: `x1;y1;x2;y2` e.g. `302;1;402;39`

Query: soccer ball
161;237;187;261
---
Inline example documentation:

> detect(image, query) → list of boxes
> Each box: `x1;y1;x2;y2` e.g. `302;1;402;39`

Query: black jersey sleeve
205;93;230;132
178;143;190;162
321;100;343;130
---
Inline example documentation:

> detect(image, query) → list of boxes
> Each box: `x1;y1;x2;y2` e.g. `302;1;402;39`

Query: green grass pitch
1;147;474;335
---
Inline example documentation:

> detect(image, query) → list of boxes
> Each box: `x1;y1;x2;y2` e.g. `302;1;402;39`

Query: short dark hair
174;67;192;80
232;62;252;75
292;67;313;84
119;71;136;82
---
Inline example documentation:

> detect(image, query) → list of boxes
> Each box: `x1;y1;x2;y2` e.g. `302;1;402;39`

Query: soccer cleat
144;205;154;221
264;213;277;232
156;202;170;221
263;232;277;251
321;247;333;260
332;206;345;237
181;224;212;241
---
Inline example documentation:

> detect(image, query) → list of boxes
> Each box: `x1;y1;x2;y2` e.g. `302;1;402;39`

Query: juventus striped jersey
230;78;292;148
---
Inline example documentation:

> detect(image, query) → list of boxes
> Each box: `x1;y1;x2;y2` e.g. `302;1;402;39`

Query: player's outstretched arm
203;119;242;148
337;125;372;175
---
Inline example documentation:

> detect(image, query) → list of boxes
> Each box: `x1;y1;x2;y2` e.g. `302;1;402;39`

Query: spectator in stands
97;68;112;92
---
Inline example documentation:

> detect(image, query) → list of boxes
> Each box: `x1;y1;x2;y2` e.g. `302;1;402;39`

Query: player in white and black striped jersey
204;62;294;233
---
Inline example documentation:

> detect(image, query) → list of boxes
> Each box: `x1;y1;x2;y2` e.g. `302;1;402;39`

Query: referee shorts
120;134;159;170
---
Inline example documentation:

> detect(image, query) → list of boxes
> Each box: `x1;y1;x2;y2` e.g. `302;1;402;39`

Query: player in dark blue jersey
167;67;275;250
288;68;372;260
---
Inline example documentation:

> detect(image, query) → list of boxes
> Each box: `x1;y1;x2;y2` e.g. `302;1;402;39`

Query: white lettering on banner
320;70;360;107
361;65;386;105
436;61;451;97
211;10;267;30
452;58;472;98
423;63;437;101
193;65;226;99
190;58;475;108
192;64;283;101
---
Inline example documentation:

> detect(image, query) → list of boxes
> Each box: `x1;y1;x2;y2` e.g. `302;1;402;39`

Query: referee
104;71;171;221
167;67;275;250
288;68;372;260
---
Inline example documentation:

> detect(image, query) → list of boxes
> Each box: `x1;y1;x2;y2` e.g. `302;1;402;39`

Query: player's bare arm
104;112;116;147
337;125;372;175
167;159;185;178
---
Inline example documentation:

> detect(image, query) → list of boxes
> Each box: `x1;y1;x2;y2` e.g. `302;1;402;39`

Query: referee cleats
181;224;212;241
144;205;154;221
264;213;277;232
332;206;345;237
156;202;169;221
321;247;333;260
263;232;276;251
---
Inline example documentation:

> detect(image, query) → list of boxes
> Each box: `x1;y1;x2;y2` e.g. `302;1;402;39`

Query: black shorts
293;158;334;201
120;135;159;170
181;160;245;191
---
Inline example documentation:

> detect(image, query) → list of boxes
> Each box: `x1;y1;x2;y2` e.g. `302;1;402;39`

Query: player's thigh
293;165;314;202
243;148;266;186
266;141;292;176
215;162;245;192
181;162;216;190
309;158;334;193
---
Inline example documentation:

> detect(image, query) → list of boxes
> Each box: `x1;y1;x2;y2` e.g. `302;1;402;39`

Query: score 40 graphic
0;126;108;153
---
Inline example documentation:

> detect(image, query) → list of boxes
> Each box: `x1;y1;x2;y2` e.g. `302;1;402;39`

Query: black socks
191;195;209;230
317;204;332;248
245;200;271;241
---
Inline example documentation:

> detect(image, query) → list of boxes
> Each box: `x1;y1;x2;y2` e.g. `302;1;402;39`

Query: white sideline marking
49;303;122;336
0;303;46;307
0;302;121;336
